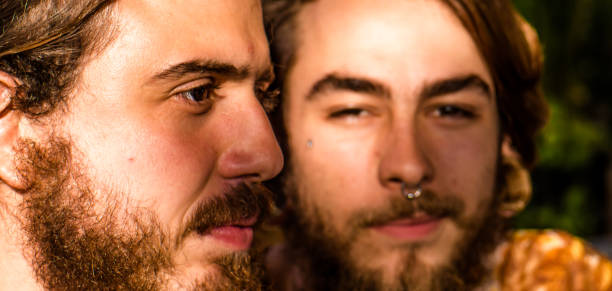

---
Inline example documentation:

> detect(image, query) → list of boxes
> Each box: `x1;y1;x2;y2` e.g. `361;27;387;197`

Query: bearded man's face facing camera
0;0;283;290
279;0;511;290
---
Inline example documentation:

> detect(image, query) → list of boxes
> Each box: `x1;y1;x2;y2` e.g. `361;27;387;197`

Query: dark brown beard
280;171;509;291
195;251;269;291
15;137;271;290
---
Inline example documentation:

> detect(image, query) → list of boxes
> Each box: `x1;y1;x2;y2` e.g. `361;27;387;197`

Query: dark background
512;0;612;255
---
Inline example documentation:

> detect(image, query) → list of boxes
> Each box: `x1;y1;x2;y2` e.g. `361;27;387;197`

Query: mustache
179;183;274;243
352;190;465;228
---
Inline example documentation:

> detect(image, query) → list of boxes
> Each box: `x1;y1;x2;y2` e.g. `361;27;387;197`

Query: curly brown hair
264;0;548;169
0;0;116;118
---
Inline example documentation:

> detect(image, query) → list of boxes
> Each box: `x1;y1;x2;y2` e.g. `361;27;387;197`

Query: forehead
107;0;269;75
291;0;492;94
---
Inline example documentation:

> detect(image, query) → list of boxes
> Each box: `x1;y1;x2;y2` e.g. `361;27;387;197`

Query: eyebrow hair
420;74;492;100
305;73;492;102
151;60;251;82
306;73;392;100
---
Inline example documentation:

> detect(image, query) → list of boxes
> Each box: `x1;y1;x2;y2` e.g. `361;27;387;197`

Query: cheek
122;124;219;218
68;116;216;221
287;123;382;225
423;126;499;213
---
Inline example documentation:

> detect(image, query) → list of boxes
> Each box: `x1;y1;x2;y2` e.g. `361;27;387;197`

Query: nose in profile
216;95;284;182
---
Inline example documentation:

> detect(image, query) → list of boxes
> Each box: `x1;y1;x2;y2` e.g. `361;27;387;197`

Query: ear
498;135;532;218
501;135;522;162
0;71;24;190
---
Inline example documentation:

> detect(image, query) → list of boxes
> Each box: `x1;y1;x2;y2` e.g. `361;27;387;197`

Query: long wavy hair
0;0;117;118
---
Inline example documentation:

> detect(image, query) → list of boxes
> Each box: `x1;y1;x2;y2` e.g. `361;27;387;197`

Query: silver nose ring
401;182;422;200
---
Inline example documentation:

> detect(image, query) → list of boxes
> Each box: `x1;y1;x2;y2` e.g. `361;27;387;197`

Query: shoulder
495;229;612;291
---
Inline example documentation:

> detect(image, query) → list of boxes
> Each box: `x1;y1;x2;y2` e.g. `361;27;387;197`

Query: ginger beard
281;163;509;291
15;136;270;290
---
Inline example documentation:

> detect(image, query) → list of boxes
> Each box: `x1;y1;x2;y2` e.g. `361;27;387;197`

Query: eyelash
433;105;475;119
327;105;476;122
256;86;280;113
177;82;220;103
175;79;279;114
329;108;368;118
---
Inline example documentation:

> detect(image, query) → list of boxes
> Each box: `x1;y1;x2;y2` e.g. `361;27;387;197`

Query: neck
265;243;308;291
0;192;41;291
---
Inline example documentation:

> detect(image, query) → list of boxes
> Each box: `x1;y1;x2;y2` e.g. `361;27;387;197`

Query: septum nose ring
401;182;422;200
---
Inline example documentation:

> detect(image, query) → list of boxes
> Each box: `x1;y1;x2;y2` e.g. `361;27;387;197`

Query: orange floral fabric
491;230;612;291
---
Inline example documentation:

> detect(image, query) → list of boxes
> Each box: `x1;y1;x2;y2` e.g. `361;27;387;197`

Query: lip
206;216;258;250
371;214;442;241
208;226;254;250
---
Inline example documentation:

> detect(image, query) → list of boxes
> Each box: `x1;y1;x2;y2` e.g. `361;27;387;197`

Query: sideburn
14;136;273;291
15;137;171;290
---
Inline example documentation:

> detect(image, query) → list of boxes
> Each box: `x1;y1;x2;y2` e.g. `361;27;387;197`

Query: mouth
371;213;444;241
200;215;258;250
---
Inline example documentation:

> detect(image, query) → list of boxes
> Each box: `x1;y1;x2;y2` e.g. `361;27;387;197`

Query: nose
378;122;432;190
216;94;284;182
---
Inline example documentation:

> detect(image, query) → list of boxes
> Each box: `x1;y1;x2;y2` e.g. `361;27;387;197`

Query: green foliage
538;100;609;170
514;185;597;235
511;0;611;237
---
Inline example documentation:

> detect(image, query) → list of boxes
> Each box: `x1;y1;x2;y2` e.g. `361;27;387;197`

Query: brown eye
179;83;218;104
434;105;474;118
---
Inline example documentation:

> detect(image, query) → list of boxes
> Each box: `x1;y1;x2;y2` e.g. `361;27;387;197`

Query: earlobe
498;135;532;218
0;71;24;190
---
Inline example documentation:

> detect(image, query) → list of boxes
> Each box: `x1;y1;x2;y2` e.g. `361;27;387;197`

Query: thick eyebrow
150;60;251;82
306;73;391;100
420;74;492;100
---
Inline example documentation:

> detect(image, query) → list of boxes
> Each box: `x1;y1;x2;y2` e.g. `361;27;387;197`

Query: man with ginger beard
0;0;284;290
263;0;612;290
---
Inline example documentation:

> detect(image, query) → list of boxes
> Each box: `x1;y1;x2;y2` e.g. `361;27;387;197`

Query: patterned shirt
484;230;612;291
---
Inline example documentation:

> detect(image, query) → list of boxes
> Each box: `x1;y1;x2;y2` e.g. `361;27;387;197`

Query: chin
165;264;226;290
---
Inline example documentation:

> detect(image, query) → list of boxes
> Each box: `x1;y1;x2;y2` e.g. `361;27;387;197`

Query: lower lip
372;218;442;241
209;226;254;250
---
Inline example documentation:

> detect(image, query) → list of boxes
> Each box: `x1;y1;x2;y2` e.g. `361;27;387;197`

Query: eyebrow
150;60;251;82
305;73;492;102
306;74;391;100
420;74;492;100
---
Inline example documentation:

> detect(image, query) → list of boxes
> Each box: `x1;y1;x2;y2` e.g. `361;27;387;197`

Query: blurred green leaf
538;100;608;169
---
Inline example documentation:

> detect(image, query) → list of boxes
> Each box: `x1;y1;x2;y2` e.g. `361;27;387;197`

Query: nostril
389;177;403;184
235;173;262;182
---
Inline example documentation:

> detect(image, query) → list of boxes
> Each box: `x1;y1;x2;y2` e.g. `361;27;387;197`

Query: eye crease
179;83;219;103
434;105;475;118
329;108;367;118
173;80;221;114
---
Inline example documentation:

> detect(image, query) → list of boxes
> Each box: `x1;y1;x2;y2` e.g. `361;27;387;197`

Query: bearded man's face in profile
1;0;283;289
17;137;269;290
279;0;510;290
